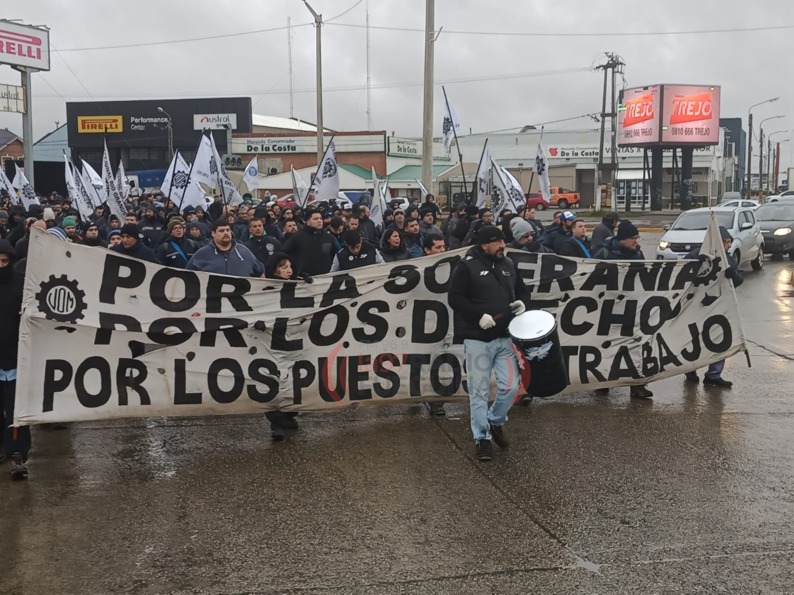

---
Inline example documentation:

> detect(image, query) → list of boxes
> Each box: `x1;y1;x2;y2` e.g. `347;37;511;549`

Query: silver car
656;207;765;270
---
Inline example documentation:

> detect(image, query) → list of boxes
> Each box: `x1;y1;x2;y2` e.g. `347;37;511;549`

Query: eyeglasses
630;235;640;241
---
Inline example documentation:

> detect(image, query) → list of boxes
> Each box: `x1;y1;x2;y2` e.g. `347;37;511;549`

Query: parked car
754;203;794;259
656;207;765;270
718;199;760;209
548;186;580;209
765;195;794;204
524;192;550;210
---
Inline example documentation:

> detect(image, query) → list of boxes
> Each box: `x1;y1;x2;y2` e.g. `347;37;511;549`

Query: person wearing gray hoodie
186;219;264;277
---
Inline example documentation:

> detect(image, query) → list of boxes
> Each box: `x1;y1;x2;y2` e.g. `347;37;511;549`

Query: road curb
637;227;664;232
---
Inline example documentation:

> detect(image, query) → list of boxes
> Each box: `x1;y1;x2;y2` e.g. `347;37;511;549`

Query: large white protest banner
15;220;744;425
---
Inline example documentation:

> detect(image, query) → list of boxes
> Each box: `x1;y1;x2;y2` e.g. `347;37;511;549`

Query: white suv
656;207;765;270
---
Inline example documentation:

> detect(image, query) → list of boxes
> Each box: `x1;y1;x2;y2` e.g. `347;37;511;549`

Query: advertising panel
617;85;661;146
0;84;25;113
0;21;50;71
67;98;252;149
660;85;720;145
193;113;238;130
231;134;385;154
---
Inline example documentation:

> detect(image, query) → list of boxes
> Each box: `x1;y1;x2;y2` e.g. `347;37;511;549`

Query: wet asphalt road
3;233;794;594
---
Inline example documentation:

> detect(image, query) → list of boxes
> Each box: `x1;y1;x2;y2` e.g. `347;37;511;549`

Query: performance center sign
15;223;744;425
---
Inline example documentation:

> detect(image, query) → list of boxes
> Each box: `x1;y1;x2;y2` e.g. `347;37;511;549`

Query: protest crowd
0;176;742;476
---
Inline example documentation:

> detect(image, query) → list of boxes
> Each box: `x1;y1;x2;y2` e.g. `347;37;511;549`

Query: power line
34;66;591;99
327;21;794;37
327;0;366;23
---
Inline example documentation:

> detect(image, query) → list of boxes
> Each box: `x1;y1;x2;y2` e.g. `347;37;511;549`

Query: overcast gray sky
2;0;794;165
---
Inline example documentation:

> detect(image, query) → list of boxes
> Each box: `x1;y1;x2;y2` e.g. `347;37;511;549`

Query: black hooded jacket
280;225;336;275
448;246;529;342
0;240;22;370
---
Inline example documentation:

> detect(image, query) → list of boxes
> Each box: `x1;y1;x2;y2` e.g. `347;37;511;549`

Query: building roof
251;115;332;133
338;163;373;179
0;128;21;151
33;124;68;162
387;164;456;181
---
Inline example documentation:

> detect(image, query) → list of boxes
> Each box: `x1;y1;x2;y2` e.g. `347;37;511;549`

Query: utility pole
421;0;435;193
17;67;35;188
595;53;624;210
287;17;294;119
365;0;373;130
303;0;324;164
747;97;780;197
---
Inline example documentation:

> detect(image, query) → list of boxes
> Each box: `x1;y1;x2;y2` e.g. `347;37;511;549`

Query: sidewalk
535;209;679;232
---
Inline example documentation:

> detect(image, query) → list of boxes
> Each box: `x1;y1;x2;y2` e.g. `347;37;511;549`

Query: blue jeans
464;338;519;442
706;359;725;379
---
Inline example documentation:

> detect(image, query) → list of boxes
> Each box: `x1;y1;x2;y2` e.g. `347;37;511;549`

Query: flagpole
308;135;335;208
527;127;543;196
178;133;205;214
442;86;469;205
475;138;489;205
209;131;227;206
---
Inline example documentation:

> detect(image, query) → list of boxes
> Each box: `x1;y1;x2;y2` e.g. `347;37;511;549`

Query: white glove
479;314;496;330
509;300;526;316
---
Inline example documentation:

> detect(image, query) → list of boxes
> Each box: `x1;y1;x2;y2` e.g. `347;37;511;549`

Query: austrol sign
193;113;238;130
0;21;50;71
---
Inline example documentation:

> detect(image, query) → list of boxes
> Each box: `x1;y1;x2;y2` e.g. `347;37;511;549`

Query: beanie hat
43;207;56;222
476;225;505;244
108;229;121;239
120;223;140;237
167;218;185;233
0;209;8;220
0;238;13;256
510;217;534;242
46;227;68;241
61;216;78;228
616;220;639;241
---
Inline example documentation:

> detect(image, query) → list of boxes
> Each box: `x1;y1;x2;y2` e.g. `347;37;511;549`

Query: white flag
102;140;127;219
242;156;260;192
82;159;107;206
291;166;310;208
190;134;218;189
475;145;491;208
500;167;527;213
177;168;210;212
413;179;429;200
0;167;17;205
209;134;243;207
313;138;339;202
489;159;510;215
442;98;462;157
161;151;190;198
116;161;130;199
68;158;96;223
533;142;552;203
369;167;384;229
12;165;40;209
77;162;104;210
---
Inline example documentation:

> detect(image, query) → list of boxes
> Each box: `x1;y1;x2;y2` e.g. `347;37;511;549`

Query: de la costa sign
0;20;50;71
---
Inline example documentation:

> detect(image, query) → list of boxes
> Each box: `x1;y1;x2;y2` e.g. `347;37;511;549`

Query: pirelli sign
78;115;123;134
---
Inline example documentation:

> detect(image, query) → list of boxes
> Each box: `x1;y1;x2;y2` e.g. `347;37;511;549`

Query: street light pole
157;106;174;161
759;114;784;194
747;97;779;197
768;130;789;192
303;0;324;165
421;0;435;195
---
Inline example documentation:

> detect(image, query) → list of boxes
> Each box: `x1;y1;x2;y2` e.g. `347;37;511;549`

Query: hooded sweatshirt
186;240;265;277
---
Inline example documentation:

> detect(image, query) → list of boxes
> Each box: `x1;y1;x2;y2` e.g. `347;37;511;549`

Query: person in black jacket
280;208;336;275
380;228;412;262
558;219;592;258
138;206;164;248
448;225;529;462
684;226;743;388
111;223;160;264
156;219;198;268
543;210;576;254
330;229;384;272
0;239;31;479
590;212;619;254
245;218;282;266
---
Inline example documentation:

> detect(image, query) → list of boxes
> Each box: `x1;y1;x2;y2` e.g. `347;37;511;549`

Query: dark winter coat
246;234;283;265
156;236;199;268
593;236;646;260
558;236;592;258
280;225;337;276
448;245;529;343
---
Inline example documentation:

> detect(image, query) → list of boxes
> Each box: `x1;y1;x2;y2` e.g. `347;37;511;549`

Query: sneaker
271;426;286;442
489;424;509;449
703;376;733;388
476;440;492;462
684;372;700;383
630;385;654;399
279;413;299;430
517;395;534;406
9;454;28;480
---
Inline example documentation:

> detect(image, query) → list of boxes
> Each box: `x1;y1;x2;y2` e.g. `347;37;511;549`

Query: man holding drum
448;226;530;462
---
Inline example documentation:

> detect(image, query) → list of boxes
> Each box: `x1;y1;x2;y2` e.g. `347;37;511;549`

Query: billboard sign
617;85;661;146
0;84;25;113
193;113;238;130
660;85;720;145
77;115;124;133
0;21;50;71
231;134;385;154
